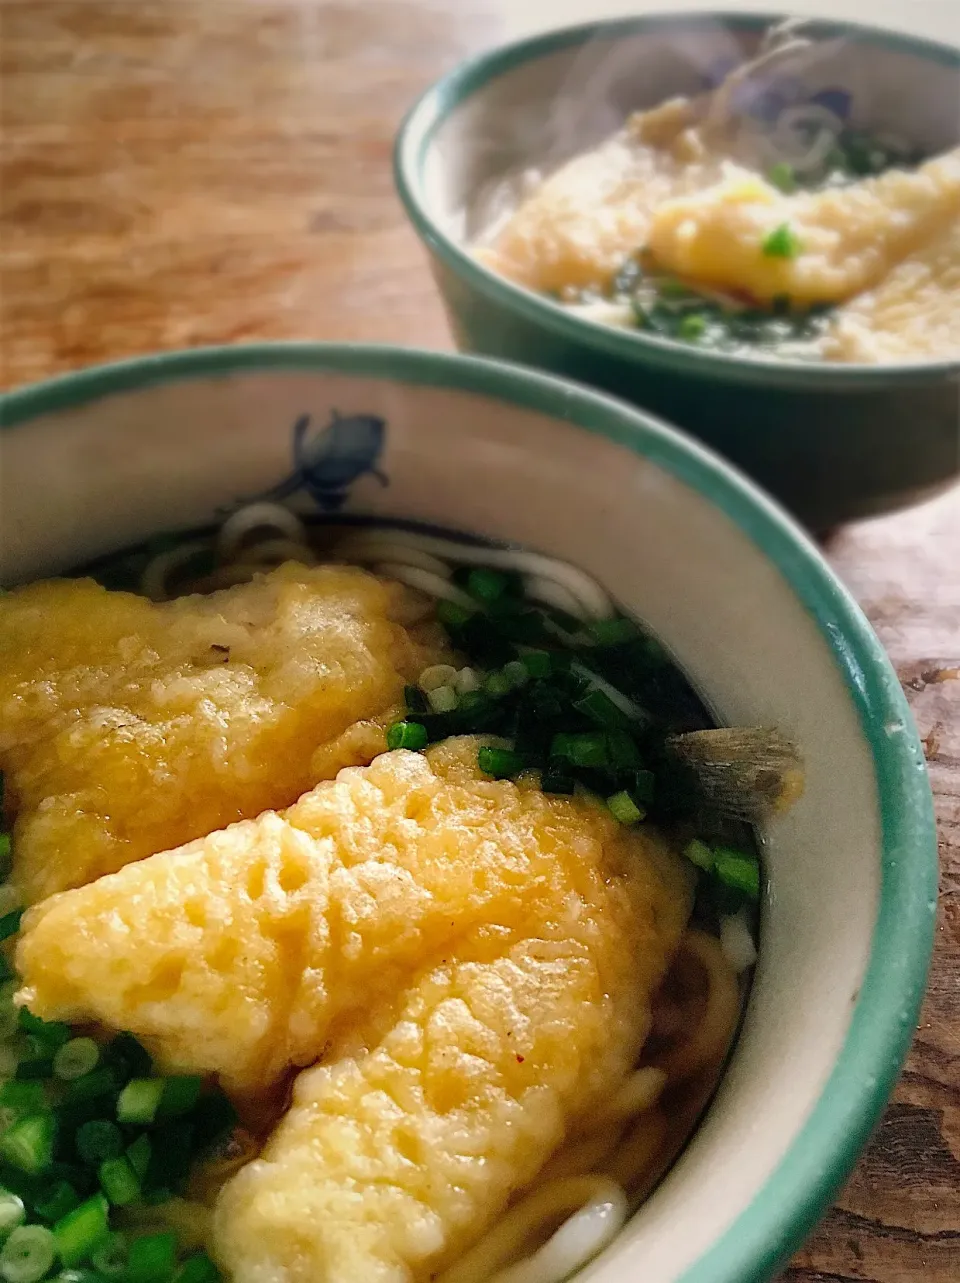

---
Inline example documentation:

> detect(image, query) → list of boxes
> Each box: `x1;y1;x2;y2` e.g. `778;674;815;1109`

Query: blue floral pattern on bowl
235;410;389;513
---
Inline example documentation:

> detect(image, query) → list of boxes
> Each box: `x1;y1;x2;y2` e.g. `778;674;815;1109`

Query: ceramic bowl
394;11;960;530
0;344;937;1283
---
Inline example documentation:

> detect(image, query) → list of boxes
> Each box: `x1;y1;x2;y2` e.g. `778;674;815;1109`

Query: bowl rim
0;342;938;1282
393;9;960;389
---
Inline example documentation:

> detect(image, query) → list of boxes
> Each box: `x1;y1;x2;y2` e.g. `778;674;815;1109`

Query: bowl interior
0;347;936;1283
415;14;959;250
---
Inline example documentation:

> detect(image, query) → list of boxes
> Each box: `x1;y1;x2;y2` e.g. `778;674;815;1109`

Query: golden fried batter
0;564;447;902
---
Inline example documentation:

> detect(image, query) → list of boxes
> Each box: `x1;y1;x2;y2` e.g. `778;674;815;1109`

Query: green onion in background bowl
394;11;960;530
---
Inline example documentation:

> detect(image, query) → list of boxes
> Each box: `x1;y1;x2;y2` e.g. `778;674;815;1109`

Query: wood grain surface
1;3;957;1279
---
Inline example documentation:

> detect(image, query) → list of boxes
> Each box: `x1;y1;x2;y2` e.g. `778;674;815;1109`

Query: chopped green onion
32;1179;79;1225
483;671;512;698
574;689;631;729
116;1079;164;1127
53;1040;100;1083
418;664;458;692
90;1232;129;1278
76;1120;123;1166
588;618;638;647
0;1225;56;1283
0;984;20;1040
403;683;428;715
453;667;482;695
684;839;715;871
549;732;609;769
0;837;11;884
501;661;529;690
174;1253;221;1283
14;1038;55;1082
519;650;552;679
0;1082;46;1121
53;1195;110;1268
0;1114;55;1175
631;769;656;805
466;567;513;604
125;1135;151;1181
125;1232;177;1283
477;747;524;780
426;685;457;714
157;1076;203;1120
540;768;575;796
678;313;707;340
385;721;428;752
605;731;641;771
98;1156;140;1207
762;223;802;259
17;1010;71;1051
103;1033;152;1083
767;162;797;193
714;849;761;899
0;1191;25;1237
61;1068;117;1109
606;791;645;825
436;600;475;630
0;914;22;946
52;1270;105;1283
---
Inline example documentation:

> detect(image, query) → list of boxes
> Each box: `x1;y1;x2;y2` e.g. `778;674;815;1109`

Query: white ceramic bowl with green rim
0;344;937;1283
394;11;960;530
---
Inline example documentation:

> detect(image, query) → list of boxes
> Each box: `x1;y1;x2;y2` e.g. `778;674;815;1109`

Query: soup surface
473;30;960;363
0;509;776;1283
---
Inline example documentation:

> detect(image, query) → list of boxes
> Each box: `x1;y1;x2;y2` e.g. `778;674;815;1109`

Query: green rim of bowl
0;343;937;1283
394;10;960;390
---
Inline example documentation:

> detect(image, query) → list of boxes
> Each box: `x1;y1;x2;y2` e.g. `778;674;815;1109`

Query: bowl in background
394;12;960;530
0;343;937;1282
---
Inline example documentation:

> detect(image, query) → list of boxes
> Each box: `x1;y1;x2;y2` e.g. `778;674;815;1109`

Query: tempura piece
824;216;960;361
646;149;960;304
0;564;448;903
17;741;692;1281
476;134;736;294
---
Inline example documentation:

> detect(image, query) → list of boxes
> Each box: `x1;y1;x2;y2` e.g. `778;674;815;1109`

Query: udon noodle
124;503;749;1283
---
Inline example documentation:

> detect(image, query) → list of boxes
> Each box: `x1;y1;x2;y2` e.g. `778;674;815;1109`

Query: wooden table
1;3;957;1278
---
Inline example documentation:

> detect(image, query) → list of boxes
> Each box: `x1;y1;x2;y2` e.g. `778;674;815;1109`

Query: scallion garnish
0;912;23;946
91;1231;130;1278
18;1010;71;1051
607;791;645;825
124;1231;177;1283
549;732;609;770
0;836;11;884
76;1120;124;1166
762;223;802;259
157;1076;203;1120
31;1180;79;1225
683;839;715;871
53;1039;100;1083
466;567;510;604
125;1135;152;1181
767;162;797;193
385;721;428;752
477;747;525;780
98;1156;140;1207
426;685;457;715
174;1252;221;1283
519;650;552;679
116;1080;164;1128
0;1115;55;1175
53;1195;110;1268
0;1192;25;1237
0;1224;56;1283
714;848;761;899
